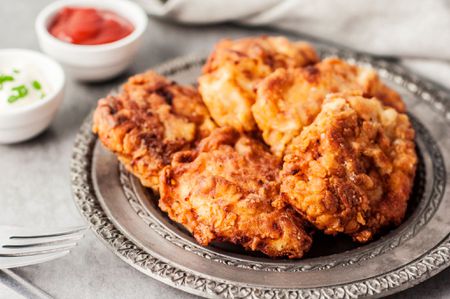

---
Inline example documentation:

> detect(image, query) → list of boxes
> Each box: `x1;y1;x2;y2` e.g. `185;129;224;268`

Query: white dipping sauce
0;63;51;109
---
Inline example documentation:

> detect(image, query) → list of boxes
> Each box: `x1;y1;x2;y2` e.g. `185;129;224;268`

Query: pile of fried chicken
93;36;417;259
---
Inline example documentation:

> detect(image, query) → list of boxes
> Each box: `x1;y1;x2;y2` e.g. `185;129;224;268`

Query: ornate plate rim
71;46;450;298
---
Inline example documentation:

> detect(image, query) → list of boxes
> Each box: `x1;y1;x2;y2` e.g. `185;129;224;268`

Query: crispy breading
159;127;312;258
281;93;417;242
252;57;406;156
198;36;319;132
92;38;418;257
92;71;216;191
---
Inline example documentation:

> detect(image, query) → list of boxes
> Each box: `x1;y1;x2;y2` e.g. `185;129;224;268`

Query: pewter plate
71;44;450;298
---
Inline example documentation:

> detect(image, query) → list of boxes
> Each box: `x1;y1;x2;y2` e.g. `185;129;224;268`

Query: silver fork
0;225;86;269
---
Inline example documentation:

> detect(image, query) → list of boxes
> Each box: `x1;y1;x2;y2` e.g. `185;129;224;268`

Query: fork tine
4;232;84;247
0;250;69;269
0;242;77;257
8;225;86;238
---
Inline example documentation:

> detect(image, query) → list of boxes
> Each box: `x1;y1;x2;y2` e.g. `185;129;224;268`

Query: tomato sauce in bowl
49;7;134;45
36;0;148;81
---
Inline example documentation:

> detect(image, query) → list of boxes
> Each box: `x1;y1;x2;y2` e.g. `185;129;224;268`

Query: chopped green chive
40;92;46;99
12;68;20;74
0;74;14;90
8;85;28;103
32;80;42;90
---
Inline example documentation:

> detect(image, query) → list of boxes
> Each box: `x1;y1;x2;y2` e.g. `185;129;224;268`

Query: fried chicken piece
252;57;406;156
281;93;417;242
198;36;319;132
93;71;216;191
159;127;312;258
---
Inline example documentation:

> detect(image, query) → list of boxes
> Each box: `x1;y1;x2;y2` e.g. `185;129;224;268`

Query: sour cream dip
0;63;51;110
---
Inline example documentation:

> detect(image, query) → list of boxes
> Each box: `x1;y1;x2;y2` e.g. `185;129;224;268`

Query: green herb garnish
32;80;42;90
0;74;14;90
12;69;20;74
40;92;46;99
8;85;28;103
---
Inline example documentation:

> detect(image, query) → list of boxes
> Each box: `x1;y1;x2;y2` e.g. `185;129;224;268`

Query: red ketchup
49;7;134;45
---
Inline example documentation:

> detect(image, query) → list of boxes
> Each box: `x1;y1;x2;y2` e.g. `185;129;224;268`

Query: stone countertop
0;0;449;298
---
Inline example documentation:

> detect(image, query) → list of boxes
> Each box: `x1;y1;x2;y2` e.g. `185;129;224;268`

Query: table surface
0;1;449;298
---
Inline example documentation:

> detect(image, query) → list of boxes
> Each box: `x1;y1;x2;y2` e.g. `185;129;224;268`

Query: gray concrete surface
0;0;448;298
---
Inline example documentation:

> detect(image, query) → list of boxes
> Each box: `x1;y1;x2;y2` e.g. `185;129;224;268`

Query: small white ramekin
0;49;65;144
35;0;148;81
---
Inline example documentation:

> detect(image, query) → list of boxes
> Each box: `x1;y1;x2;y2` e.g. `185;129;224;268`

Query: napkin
135;0;450;88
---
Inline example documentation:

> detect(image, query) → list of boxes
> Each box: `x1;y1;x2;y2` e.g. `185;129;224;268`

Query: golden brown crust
159;127;312;258
93;71;216;191
252;57;406;156
281;94;417;242
198;36;319;132
91;38;417;257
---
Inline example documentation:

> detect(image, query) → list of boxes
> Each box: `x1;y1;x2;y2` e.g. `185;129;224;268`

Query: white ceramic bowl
35;0;148;81
0;49;65;144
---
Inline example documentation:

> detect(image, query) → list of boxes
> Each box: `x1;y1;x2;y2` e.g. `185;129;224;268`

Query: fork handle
0;269;52;299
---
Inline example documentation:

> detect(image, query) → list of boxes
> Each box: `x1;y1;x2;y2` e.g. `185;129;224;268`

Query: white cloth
136;0;450;88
